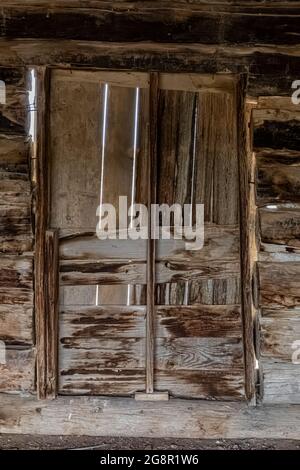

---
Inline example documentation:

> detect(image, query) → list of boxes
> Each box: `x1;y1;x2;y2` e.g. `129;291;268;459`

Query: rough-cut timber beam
0;2;299;45
1;395;300;439
0;40;299;96
34;66;50;399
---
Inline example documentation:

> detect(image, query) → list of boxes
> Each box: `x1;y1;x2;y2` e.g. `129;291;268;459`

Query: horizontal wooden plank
59;260;146;285
59;258;240;286
2;394;300;438
261;361;300;404
0;347;35;393
0;255;32;289
0;3;299;46
155;370;245;400
259;244;300;262
260;308;300;361
60;304;242;339
59;369;145;396
156;260;240;283
157;305;242;337
258;262;300;308
257;96;300;112
0;304;33;345
51;68;149;88
253;108;300;126
156;337;243;370
259;206;300;247
59;224;239;262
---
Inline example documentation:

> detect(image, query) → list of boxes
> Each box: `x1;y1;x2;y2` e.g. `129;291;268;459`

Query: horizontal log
0;304;33;345
0;40;299;96
254;120;300;151
0;135;30;172
257;166;300;205
256;150;300;204
257;96;300;112
2;394;300;438
259;244;300;262
261;361;300;404
0;255;32;289
258;262;300;308
260;308;300;361
0;347;35;393
259;206;300;246
0;3;299;45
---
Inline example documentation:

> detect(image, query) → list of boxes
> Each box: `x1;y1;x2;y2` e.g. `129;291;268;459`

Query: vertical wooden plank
45;229;59;399
194;92;239;224
146;72;159;394
237;75;256;403
35;66;50;399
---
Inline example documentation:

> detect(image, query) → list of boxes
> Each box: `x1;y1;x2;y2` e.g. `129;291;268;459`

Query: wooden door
48;69;248;400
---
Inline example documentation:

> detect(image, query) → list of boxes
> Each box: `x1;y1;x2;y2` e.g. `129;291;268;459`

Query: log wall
254;98;300;403
0;67;35;393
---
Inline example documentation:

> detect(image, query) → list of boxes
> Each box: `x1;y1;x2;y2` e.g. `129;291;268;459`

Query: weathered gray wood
2;394;300;438
260;206;300;247
0;255;32;289
146;72;159;394
188;278;241;305
194;90;239;224
259;262;300;308
60;304;242;339
261;362;300;404
50;69;102;230
155;370;245;400
0;348;35;393
0;304;33;346
260;308;300;361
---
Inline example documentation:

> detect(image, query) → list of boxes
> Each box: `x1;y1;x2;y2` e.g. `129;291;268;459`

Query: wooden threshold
1;395;300;439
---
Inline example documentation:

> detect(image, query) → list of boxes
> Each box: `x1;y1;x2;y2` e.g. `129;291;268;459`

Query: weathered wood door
48;69;248;400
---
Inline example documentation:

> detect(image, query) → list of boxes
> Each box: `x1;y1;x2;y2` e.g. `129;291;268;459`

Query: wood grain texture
35;66;50;399
0;348;35;393
260;206;300;247
44;230;59;399
194;91;239;224
236;75;256;402
146;72;159;394
256;150;300;205
259;262;300;308
3;393;300;438
0;2;299;46
0;304;33;346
